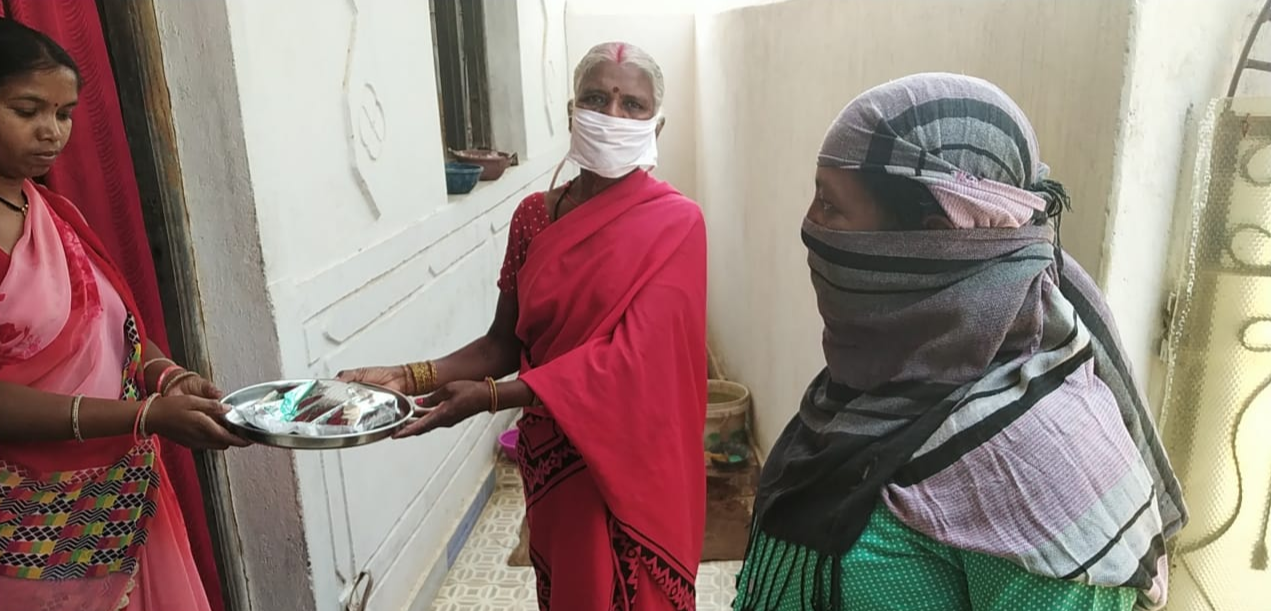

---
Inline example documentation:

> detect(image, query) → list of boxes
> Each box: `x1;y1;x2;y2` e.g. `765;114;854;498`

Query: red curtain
4;3;224;610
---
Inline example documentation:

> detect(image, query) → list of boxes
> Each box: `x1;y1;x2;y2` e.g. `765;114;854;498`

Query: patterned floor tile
432;461;742;610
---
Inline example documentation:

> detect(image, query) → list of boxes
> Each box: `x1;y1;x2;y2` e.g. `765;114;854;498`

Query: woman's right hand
336;366;411;394
147;395;250;450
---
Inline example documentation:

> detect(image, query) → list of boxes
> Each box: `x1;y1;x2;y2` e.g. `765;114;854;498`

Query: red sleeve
498;192;550;293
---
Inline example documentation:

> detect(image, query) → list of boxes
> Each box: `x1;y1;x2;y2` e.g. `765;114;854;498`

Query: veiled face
807;168;891;232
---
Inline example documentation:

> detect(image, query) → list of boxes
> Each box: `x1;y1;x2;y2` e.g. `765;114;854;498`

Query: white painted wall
1106;0;1267;404
158;0;570;609
1106;4;1271;610
517;0;571;161
151;1;306;608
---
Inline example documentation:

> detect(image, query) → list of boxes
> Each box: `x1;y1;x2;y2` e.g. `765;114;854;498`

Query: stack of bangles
122;358;201;443
404;361;438;396
72;357;202;443
403;361;539;413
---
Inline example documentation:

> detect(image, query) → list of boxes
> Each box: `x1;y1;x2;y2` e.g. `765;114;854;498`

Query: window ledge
445;148;568;211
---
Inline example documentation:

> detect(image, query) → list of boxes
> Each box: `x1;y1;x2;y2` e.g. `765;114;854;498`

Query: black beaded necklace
0;193;28;216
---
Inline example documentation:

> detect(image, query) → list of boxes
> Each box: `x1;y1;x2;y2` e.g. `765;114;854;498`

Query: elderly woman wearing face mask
339;42;706;611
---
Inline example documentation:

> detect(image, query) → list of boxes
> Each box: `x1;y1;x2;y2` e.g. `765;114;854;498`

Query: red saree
513;171;708;610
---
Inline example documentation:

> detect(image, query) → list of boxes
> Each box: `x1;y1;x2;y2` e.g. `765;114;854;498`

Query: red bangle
154;365;184;395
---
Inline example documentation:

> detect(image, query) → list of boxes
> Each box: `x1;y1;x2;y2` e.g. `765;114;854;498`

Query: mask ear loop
549;101;576;192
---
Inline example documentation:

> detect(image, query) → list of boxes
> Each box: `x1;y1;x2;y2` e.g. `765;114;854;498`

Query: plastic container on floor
498;428;518;462
705;380;751;468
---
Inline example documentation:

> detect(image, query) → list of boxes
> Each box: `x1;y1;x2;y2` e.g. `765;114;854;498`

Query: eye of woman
814;187;838;216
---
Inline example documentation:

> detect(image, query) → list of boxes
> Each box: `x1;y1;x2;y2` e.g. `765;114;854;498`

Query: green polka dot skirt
733;504;1137;611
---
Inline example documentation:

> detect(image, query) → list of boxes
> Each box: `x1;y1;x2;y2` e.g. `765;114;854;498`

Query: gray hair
573;42;665;113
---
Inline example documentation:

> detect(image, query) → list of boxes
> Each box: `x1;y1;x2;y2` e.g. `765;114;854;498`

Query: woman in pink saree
0;18;248;611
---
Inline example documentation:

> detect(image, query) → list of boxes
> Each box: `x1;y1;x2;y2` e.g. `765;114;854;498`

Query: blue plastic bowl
445;162;483;195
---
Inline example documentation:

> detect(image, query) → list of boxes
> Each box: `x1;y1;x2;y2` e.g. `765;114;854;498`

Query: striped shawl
746;74;1186;610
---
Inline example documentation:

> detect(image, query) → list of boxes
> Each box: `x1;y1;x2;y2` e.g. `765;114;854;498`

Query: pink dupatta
0;183;208;611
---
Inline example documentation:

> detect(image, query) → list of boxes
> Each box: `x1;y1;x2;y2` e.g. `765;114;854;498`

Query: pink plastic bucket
498;428;518;462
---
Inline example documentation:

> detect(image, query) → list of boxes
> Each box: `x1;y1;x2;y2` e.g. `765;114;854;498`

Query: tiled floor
432;460;743;610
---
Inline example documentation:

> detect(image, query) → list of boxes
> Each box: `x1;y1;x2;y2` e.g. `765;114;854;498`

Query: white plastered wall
1110;3;1271;609
154;0;570;609
1108;0;1268;404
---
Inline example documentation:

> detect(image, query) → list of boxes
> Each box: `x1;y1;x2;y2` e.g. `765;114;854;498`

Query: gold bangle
142;357;176;374
407;362;424;395
161;370;198;395
399;364;416;395
486;377;499;414
408;361;438;395
71;395;84;442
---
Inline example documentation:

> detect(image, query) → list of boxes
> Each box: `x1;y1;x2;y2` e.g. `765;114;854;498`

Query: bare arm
493;379;535;410
0;381;143;442
140;339;173;395
137;339;221;399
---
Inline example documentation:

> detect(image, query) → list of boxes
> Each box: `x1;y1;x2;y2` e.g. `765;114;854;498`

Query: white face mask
566;108;660;179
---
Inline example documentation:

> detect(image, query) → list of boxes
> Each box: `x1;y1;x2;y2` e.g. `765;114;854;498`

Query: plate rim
221;379;413;450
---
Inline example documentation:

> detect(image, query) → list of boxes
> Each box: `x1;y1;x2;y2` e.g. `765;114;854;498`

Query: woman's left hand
394;380;491;439
164;373;224;401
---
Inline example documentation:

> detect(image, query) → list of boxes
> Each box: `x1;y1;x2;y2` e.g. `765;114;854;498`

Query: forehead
578;61;654;100
0;68;79;102
816;167;864;191
817;167;887;203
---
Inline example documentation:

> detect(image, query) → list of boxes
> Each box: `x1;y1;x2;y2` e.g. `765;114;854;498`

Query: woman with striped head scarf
734;73;1186;611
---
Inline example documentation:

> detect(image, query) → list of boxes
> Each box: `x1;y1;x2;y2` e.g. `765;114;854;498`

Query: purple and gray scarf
747;73;1186;610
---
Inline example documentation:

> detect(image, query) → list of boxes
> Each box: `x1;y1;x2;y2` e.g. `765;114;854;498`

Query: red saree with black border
512;170;707;611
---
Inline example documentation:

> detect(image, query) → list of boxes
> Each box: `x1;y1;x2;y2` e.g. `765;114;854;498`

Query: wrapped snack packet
324;386;397;429
279;381;355;423
278;381;317;422
232;380;403;437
